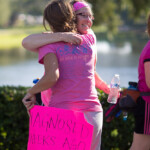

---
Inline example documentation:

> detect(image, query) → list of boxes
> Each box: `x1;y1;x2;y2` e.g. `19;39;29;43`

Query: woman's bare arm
22;53;59;110
22;32;82;52
144;61;150;88
95;71;110;94
28;53;59;93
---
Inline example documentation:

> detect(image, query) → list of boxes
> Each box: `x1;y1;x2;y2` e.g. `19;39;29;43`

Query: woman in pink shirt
130;15;150;150
22;1;109;149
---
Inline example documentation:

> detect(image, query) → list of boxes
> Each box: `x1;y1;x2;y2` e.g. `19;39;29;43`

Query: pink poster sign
27;105;93;150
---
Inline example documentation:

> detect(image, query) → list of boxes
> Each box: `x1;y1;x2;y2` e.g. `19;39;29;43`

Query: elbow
22;37;29;49
52;69;59;83
50;75;59;85
47;71;59;86
22;36;36;52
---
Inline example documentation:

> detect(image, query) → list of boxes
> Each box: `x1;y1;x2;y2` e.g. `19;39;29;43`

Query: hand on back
62;32;82;45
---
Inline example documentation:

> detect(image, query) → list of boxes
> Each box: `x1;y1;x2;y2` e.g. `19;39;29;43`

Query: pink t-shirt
38;31;102;112
138;41;150;103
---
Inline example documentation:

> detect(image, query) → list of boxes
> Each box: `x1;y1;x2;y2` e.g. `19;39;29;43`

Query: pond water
0;32;148;88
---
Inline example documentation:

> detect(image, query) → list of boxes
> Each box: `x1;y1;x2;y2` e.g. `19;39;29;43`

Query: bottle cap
33;78;39;84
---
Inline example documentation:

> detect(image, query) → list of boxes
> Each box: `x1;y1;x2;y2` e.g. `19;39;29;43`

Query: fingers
30;95;36;104
27;102;35;111
22;100;34;111
65;33;82;45
72;35;82;45
22;93;36;111
71;39;81;45
75;35;82;44
22;92;32;102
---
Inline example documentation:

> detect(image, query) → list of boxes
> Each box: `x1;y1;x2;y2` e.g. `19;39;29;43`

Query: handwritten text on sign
27;106;93;150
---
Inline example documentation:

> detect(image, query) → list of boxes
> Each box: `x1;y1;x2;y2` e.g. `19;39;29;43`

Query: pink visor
73;1;89;11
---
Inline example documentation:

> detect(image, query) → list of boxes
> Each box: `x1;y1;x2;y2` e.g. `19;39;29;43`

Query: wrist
27;88;35;96
58;32;65;41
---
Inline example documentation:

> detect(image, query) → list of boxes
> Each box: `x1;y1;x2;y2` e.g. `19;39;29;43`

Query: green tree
1;0;150;31
130;0;150;17
87;0;150;32
8;0;49;26
0;0;11;27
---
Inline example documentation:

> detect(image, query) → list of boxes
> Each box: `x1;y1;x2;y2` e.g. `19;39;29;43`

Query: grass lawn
0;25;106;51
0;25;45;51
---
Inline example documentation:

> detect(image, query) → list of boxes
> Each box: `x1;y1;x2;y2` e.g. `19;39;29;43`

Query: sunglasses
76;13;94;20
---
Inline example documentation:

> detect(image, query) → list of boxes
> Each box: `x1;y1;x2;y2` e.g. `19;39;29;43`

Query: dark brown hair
43;0;77;32
147;14;150;36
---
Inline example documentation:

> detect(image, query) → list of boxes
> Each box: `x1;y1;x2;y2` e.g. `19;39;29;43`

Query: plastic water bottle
107;74;120;104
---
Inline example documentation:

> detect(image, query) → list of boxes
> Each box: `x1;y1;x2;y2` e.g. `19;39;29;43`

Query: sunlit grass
0;34;26;51
0;25;45;34
0;25;45;51
0;25;109;51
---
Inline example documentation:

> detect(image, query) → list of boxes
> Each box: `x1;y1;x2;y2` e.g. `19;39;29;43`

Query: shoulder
38;43;58;64
139;41;150;65
142;41;150;59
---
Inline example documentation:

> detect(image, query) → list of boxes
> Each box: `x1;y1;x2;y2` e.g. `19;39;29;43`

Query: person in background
130;14;150;150
22;0;110;149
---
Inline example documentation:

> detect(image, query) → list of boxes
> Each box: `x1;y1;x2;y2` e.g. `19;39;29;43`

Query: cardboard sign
27;106;93;150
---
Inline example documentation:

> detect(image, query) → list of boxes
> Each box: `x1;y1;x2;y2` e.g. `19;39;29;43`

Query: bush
0;86;134;150
0;86;29;150
98;89;134;150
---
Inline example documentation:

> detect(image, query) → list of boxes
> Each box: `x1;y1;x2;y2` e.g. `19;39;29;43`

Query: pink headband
73;2;89;11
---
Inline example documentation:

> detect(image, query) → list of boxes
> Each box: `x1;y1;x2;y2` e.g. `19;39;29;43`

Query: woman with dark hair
130;15;150;150
22;0;109;149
